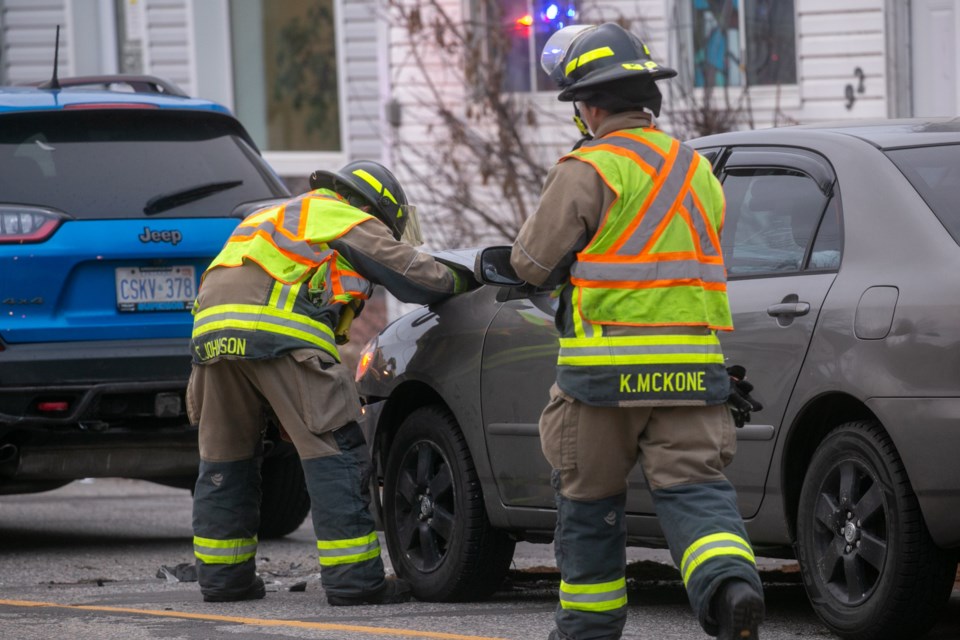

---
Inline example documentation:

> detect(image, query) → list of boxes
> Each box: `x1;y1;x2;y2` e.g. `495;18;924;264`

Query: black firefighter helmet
541;22;677;102
310;160;410;241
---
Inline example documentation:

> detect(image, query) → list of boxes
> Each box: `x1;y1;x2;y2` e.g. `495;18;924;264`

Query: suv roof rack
36;74;189;98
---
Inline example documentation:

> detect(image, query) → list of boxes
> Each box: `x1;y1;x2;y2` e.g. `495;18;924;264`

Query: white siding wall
385;0;892;246
342;0;385;162
385;0;470;245
1;0;68;84
142;0;194;95
794;0;887;121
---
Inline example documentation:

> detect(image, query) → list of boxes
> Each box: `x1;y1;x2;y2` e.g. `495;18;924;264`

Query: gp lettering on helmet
542;22;678;102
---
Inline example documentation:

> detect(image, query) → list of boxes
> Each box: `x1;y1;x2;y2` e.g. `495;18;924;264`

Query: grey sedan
357;118;960;640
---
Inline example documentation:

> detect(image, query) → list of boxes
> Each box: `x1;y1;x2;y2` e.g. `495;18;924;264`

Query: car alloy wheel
382;405;515;601
796;420;956;640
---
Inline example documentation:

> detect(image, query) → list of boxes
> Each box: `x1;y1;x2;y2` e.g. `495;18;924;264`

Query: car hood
426;247;481;273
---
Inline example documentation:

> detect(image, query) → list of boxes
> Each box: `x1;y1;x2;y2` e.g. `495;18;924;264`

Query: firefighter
510;23;765;640
187;160;468;604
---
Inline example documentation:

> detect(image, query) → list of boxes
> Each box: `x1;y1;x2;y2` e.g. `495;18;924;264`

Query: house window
229;0;340;151
689;0;796;87
497;0;580;92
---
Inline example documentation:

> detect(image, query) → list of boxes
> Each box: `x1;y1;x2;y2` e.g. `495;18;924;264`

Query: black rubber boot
326;576;412;606
715;579;764;640
202;575;266;603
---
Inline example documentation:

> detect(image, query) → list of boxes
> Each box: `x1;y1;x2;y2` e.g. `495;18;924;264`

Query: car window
697;146;722;170
884;143;960;246
0;110;287;219
808;197;841;270
721;169;835;277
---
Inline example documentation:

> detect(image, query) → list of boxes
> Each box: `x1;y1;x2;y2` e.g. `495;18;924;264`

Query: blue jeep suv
0;75;309;537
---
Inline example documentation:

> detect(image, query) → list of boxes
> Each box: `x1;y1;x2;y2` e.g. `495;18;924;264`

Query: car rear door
713;147;842;517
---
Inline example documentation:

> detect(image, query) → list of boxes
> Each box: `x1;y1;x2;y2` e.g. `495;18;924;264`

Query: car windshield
885;143;960;246
0;109;287;218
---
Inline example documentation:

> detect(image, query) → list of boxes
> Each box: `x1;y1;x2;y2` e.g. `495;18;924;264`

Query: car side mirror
474;246;525;287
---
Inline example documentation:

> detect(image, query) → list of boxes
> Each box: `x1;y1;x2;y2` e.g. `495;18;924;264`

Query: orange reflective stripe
571;277;726;291
634;147;699;255
297;197;311;238
606;129;670;156
242;229;318;268
276;201;295;236
688;186;723;256
577;143;659;179
608;137;681;255
576;251;699;263
329;259;343;295
701;281;728;291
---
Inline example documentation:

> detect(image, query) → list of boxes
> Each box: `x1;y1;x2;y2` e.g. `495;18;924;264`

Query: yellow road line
0;599;509;640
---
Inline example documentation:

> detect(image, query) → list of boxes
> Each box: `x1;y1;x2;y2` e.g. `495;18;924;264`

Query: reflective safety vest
556;128;732;406
190;189;375;364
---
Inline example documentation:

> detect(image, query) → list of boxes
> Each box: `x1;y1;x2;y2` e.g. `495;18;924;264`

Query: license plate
115;265;196;312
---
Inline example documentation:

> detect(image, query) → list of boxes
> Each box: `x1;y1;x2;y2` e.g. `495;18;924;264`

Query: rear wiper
143;180;243;215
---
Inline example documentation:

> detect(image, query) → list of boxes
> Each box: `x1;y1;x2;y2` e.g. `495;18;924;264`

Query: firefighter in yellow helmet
188;160;467;604
510;23;765;640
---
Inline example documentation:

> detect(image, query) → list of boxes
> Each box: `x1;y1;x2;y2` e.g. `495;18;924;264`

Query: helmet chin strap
571;103;594;151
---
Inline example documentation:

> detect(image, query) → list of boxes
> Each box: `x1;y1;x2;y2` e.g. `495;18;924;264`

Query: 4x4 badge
139;226;183;245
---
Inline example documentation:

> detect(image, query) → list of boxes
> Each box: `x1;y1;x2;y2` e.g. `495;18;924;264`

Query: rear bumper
0;338;192;427
867;396;960;550
0;429;199;489
0;338;199;489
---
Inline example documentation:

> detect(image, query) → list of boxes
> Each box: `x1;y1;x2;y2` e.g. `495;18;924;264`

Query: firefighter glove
727;365;763;428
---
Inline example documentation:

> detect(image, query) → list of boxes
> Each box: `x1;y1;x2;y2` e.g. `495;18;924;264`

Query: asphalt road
0;478;957;640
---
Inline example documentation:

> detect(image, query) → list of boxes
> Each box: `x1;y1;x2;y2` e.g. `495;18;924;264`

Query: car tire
382;405;516;601
258;440;310;539
796;420;957;640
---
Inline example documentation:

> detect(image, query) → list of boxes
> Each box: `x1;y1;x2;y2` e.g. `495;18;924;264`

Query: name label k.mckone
620;371;706;393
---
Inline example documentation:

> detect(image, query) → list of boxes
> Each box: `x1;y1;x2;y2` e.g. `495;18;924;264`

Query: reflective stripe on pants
652;480;763;635
559;577;628;613
317;531;381;567
680;532;756;586
192;458;262;600
552;481;629;640
303;423;386;598
194;535;258;565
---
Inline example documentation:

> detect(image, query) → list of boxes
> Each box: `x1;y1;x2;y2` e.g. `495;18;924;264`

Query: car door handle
766;302;810;317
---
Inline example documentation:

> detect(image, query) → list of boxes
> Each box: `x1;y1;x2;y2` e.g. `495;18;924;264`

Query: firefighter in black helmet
542;22;678;148
511;23;765;640
188;160;466;605
310;160;421;244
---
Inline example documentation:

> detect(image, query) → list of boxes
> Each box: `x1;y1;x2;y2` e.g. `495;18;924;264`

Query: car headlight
355;336;378;382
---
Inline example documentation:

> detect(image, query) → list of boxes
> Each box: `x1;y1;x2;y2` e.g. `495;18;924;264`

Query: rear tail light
36;401;70;413
0;205;69;244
